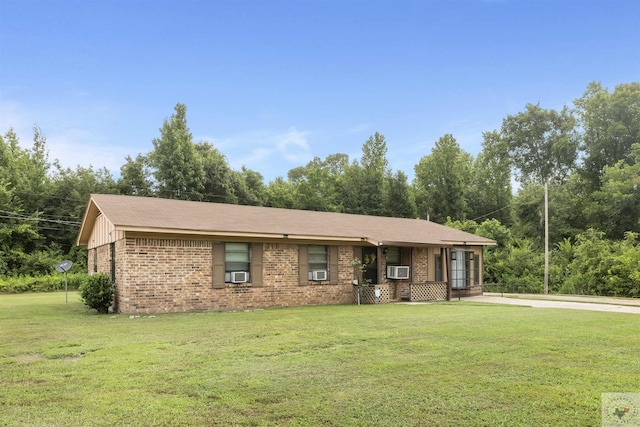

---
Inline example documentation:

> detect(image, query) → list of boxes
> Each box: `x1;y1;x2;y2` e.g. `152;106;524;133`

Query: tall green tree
0;129;26;205
383;170;417;218
231;166;266;206
587;143;640;239
288;160;331;211
359;132;390;216
337;133;390;216
511;180;585;246
322;153;349;177
337;160;365;215
467;131;513;225
0;128;71;275
47;163;117;254
0;127;51;213
265;177;296;209
574;81;640;190
0;138;37;275
196;142;237;204
117;154;153;196
501;103;579;184
501;103;579;293
23;126;51;213
148;103;205;199
414;134;472;223
286;155;346;212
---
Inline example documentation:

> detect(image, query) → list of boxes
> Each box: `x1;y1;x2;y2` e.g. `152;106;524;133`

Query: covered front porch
352;243;485;305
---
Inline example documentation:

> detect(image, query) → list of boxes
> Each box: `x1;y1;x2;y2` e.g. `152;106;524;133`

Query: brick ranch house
77;194;495;314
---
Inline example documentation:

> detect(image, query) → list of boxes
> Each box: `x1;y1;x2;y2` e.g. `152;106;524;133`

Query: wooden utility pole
544;181;549;295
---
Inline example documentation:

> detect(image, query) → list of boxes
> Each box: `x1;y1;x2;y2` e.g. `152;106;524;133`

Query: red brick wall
91;238;359;314
412;248;430;283
94;245;111;277
87;237;485;313
378;248;430;300
114;238;213;313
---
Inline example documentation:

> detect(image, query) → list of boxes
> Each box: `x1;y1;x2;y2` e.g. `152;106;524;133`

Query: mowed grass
1;293;638;426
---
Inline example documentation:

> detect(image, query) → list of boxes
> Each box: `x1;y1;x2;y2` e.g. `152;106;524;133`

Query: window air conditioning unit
312;270;328;281
387;265;410;280
231;271;249;283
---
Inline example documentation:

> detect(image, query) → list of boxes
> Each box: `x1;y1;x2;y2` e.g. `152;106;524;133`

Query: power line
0;208;78;221
470;205;511;222
0;209;81;224
0;212;81;226
0;217;78;234
11;190;88;203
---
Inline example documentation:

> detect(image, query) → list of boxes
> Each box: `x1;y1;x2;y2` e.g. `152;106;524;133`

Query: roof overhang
77;197;100;246
440;239;497;246
120;226;379;246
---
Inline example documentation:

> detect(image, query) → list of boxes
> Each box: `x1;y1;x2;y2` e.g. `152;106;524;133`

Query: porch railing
410;281;448;302
353;281;449;304
353;284;391;304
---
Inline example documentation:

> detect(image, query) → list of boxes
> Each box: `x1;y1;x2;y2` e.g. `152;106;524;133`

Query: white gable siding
87;212;121;249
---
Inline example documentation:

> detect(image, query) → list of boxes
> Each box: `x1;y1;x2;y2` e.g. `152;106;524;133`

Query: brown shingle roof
77;194;496;247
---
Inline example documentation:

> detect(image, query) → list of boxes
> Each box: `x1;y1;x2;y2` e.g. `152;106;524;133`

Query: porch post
445;247;452;301
377;245;383;285
479;250;484;294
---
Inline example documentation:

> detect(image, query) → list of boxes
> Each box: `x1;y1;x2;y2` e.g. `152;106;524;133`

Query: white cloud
344;123;371;135
0;100;36;138
46;128;130;173
206;127;313;180
4;94;315;182
404;119;496;159
0;98;131;175
276;128;310;163
235;147;273;168
444;119;487;155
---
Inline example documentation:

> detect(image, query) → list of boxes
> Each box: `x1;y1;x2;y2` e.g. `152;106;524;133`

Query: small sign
374;289;381;298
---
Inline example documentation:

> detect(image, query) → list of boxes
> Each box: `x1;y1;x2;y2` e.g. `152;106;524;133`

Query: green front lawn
1;293;638;426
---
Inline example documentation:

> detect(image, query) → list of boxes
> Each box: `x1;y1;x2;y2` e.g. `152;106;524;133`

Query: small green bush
78;274;114;314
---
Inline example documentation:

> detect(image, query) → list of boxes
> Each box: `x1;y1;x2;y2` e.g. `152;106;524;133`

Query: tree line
1;81;639;296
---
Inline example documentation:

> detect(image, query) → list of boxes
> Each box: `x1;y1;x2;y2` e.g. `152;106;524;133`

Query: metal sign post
55;260;73;303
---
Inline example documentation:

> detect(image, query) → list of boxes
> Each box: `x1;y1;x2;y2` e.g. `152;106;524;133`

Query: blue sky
1;0;638;183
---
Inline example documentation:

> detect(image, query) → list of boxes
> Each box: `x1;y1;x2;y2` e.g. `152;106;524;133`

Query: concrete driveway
461;293;640;314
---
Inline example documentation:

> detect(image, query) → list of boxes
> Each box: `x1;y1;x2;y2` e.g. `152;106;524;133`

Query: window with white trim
225;243;250;282
308;245;328;280
451;250;474;289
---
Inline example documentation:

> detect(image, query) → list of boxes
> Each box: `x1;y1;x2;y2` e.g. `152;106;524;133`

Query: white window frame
451;249;474;289
225;243;251;283
308;245;328;281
